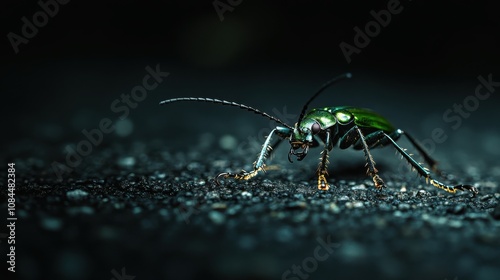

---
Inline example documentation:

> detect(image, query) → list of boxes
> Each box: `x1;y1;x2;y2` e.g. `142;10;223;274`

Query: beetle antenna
160;97;293;129
297;73;352;125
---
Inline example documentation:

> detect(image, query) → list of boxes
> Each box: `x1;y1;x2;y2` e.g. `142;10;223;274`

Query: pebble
351;184;367;191
115;118;134;137
66;189;89;201
117;156;136;168
219;135;237;150
208;211;226;225
338;195;350;201
346;201;364;209
449;204;467;215
211;202;227;210
206;191;220;200
158;209;170;217
465;213;489;220
241;191;252;198
187;162;202;171
393;210;404;217
276;227;294;242
415;190;429;197
195;179;206;186
293;193;305;200
133;207;142;214
398;203;411;211
340;241;366;261
448;219;463;228
286;201;307;209
41;217;62;231
227;205;241;215
378;203;393;211
480;194;493;201
328;203;341;214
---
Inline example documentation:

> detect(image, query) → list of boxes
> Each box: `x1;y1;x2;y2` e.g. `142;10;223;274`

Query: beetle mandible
160;73;478;195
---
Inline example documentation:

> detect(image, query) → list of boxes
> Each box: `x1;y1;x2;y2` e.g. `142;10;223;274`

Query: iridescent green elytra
160;74;478;196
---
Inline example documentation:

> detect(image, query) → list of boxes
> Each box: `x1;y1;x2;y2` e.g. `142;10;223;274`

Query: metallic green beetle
160;73;478;195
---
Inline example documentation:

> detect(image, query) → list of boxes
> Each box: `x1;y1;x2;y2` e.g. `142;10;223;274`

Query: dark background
1;1;500;280
2;0;500;149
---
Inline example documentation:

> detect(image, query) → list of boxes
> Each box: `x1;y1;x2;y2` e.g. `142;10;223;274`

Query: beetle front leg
215;128;280;185
317;130;331;190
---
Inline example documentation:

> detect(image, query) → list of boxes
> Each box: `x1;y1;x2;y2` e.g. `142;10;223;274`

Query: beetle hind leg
398;130;444;174
427;178;477;194
381;132;478;195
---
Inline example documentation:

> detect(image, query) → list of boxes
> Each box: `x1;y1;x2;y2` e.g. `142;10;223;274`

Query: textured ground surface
2;132;500;280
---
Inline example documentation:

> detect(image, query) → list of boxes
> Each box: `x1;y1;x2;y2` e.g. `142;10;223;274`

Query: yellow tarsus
318;174;330;191
429;178;457;194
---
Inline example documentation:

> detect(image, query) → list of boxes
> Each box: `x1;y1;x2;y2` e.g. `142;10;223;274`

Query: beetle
160;73;478;195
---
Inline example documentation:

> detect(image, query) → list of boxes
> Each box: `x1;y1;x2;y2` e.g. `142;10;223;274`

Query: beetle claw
454;184;479;197
318;174;330;191
373;174;385;189
215;172;229;186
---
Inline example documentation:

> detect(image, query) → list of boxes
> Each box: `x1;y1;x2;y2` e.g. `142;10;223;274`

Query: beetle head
289;73;351;162
288;119;321;162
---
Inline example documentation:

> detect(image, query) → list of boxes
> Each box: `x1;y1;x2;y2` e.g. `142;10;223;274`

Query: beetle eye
311;123;321;134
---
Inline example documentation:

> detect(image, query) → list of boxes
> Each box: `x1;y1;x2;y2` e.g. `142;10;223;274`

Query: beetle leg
215;128;281;185
354;130;392;149
394;130;439;172
353;127;386;189
338;126;384;189
381;132;478;196
317;130;331;190
398;130;455;180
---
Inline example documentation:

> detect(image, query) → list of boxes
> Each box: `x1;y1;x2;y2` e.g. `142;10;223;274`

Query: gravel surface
2;133;499;280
